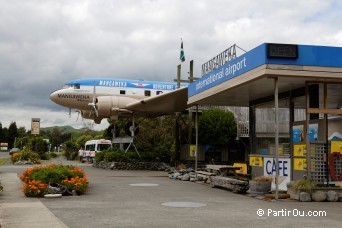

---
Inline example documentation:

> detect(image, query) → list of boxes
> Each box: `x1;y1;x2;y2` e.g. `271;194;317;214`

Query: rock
311;191;326;202
98;161;107;169
196;176;204;181
189;173;196;178
169;172;180;180
48;183;68;195
93;161;171;171
287;188;299;200
338;193;342;202
177;175;183;180
287;181;295;188
186;168;194;173
299;192;311;202
326;191;338;202
14;160;33;165
182;174;190;181
168;167;176;174
190;178;196;182
179;169;187;174
109;162;115;170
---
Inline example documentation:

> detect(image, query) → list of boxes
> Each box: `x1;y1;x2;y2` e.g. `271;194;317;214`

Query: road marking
161;202;207;208
129;183;159;187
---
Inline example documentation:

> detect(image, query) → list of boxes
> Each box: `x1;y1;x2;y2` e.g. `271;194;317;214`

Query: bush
50;152;58;158
104;150;117;162
61;176;89;195
95;149;142;163
22;180;48;197
28;165;79;183
292;177;315;193
95;150;105;163
64;140;78;160
11;149;41;164
20;165;88;197
29;137;48;156
95;148;169;163
140;151;164;162
40;152;51;160
253;176;273;182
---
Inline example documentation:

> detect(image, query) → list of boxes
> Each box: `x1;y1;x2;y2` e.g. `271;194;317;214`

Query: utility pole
174;60;199;164
174;64;182;162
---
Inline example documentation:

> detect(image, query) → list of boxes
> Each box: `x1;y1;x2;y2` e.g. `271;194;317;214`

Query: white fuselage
50;78;187;123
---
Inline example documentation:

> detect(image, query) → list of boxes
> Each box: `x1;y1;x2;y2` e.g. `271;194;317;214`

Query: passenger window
145;90;151;96
120;90;126;95
157;91;163;95
74;84;80;89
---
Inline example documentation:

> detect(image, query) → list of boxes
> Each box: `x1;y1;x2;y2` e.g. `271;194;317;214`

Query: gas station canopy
188;43;342;109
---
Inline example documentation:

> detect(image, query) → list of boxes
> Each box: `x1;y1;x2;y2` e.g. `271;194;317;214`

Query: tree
17;127;27;138
198;109;236;146
29;137;48;155
8;122;18;149
14;136;31;150
75;135;93;149
0;122;5;143
104;117;176;162
50;128;62;149
64;140;79;160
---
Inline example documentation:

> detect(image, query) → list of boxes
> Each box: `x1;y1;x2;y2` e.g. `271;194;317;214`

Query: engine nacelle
81;110;103;124
96;96;138;118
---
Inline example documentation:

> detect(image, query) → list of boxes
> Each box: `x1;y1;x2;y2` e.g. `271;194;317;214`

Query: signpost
31;118;40;135
264;157;291;191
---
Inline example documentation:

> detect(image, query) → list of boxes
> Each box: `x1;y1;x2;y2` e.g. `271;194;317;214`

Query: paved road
0;151;10;159
1;158;341;227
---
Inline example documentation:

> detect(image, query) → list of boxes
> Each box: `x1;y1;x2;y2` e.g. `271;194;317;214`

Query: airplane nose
50;90;59;104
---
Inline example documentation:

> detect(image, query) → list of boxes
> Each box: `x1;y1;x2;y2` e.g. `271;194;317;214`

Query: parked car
9;148;20;155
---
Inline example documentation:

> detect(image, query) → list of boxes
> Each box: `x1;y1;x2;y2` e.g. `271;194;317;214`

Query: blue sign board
188;43;342;97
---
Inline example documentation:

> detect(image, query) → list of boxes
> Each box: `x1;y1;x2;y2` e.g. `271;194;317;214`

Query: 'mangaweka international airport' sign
201;44;237;76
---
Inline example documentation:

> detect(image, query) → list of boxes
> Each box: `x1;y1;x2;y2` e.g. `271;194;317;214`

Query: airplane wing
125;87;189;116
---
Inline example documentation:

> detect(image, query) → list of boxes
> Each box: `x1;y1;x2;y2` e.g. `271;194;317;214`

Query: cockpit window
63;84;73;89
62;84;80;89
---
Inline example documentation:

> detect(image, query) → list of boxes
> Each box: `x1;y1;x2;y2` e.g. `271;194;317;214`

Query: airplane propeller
88;80;99;117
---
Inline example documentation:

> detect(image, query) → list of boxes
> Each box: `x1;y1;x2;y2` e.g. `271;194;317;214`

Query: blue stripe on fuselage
65;78;188;91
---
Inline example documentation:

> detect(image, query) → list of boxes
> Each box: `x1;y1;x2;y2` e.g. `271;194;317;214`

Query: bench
205;165;241;177
196;171;216;183
235;173;251;180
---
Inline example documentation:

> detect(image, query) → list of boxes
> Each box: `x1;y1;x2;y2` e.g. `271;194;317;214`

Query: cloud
0;0;341;129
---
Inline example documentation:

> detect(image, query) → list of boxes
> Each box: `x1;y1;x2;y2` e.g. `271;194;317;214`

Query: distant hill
41;126;86;134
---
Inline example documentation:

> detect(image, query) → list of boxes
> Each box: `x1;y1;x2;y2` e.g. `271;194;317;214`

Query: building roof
188;43;342;109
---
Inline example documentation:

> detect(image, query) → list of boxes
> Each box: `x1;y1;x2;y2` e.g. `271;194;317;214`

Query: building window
145;90;151;96
120;90;126;95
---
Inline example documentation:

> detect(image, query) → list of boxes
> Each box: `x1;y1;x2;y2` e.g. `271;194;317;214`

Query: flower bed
20;164;89;197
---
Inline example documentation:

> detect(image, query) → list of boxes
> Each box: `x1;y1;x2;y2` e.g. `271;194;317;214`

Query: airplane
50;78;189;125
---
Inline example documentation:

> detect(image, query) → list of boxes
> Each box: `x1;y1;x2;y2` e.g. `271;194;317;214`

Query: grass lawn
0;158;11;166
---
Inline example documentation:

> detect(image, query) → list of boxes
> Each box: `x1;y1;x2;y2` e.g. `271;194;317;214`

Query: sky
0;0;341;131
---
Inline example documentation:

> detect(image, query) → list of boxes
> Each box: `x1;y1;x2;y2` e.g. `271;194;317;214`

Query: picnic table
205;165;241;177
205;165;249;193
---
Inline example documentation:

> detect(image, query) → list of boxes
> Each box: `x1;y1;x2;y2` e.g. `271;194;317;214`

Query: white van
80;139;112;163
